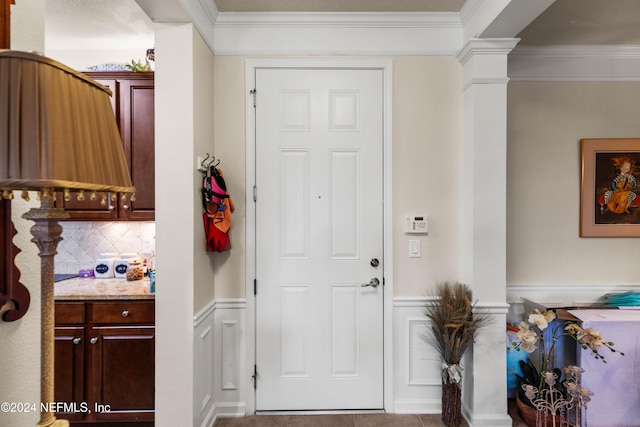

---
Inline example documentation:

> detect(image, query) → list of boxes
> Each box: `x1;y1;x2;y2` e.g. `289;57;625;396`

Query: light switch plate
409;239;421;258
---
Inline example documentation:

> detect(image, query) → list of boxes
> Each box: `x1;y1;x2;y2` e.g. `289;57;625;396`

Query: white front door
255;68;384;411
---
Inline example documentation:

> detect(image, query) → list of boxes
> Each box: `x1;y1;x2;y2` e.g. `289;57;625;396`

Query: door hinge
250;88;256;108
253;185;257;202
254;278;257;295
252;365;258;389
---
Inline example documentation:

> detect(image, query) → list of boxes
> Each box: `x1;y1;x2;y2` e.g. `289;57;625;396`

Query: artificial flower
528;308;555;330
512;308;624;424
542;371;558;387
516;322;538;353
522;384;537;401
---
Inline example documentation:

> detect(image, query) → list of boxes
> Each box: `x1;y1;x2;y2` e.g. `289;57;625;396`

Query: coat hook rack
199;153;220;174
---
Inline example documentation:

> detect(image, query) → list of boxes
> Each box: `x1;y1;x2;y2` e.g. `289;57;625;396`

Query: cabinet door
56;72;155;221
89;325;155;422
56;76;119;220
119;78;155;220
54;326;86;422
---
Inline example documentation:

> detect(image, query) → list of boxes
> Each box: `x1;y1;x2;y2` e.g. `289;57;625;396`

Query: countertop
54;276;154;300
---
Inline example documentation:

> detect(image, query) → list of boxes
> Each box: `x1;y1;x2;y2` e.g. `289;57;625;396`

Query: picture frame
580;138;640;237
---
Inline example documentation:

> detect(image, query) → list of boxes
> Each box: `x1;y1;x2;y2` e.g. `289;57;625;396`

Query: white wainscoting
393;296;511;425
393;297;443;414
194;298;246;427
191;287;627;425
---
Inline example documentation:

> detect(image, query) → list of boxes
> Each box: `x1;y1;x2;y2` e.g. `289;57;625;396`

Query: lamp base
37;418;70;427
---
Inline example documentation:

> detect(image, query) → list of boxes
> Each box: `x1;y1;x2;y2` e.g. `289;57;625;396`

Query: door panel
255;68;384;411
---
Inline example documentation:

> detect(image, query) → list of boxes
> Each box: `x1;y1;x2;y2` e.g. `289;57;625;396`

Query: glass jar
126;260;144;281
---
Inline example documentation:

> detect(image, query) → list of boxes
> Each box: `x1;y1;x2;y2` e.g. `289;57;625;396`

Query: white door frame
244;58;394;414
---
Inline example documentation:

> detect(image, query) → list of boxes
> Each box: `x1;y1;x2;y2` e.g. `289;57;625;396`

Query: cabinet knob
122;310;130;317
108;205;115;211
123;204;130;210
72;337;81;345
90;337;98;344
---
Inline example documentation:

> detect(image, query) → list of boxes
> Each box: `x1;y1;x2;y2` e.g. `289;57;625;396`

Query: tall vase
441;363;463;427
441;381;462;427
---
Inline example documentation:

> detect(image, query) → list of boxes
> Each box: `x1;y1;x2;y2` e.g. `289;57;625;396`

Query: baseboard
213;401;248;419
462;403;513;427
200;403;216;427
392;398;441;414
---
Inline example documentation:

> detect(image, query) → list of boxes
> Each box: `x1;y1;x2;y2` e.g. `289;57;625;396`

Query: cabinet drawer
55;302;85;325
89;301;154;324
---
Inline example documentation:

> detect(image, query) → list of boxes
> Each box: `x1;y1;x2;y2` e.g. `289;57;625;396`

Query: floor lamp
0;51;135;427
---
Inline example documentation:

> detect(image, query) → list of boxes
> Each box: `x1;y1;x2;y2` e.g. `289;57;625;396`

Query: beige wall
507;82;640;286
193;29;217;313
212;56;247;299
212;55;464;298
392;56;463;296
0;196;41;426
0;2;44;424
10;0;44;53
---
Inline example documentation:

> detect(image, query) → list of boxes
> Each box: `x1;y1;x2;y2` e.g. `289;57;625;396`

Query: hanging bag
201;165;234;252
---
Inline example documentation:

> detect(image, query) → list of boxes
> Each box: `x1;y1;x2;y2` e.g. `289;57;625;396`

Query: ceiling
516;0;640;45
43;0;640;51
45;0;155;49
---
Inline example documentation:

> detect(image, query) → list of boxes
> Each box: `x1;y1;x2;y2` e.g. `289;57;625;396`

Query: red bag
202;168;234;252
203;212;231;252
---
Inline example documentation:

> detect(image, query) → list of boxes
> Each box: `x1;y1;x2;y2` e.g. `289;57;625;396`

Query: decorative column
456;38;518;427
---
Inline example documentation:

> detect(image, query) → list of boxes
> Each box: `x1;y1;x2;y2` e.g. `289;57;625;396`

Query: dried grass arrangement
423;282;491;427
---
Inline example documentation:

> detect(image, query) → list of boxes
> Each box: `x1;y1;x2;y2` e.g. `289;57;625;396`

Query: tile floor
213;400;528;426
213;413;460;427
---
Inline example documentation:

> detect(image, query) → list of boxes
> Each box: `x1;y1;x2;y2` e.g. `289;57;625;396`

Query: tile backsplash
55;221;156;274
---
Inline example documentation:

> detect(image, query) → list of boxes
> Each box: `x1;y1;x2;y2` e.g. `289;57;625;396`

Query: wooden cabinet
54;300;154;426
57;72;155;221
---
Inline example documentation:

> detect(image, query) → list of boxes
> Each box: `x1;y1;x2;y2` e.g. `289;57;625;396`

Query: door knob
361;278;380;288
370;258;380;268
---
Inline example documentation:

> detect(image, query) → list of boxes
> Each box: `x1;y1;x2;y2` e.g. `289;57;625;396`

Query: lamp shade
0;50;134;195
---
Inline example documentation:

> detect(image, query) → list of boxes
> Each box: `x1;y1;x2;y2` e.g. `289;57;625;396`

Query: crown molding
214;11;461;29
212;12;462;56
458;0;484;27
212;11;462;56
457;37;520;64
509;45;640;81
212;12;463;55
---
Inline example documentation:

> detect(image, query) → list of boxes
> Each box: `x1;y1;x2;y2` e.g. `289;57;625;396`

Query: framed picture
581;138;640;237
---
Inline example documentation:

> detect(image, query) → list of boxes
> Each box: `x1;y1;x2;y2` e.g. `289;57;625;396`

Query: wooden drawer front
90;301;154;324
55;302;85;325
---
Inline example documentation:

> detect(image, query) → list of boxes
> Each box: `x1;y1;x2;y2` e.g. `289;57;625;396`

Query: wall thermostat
404;215;428;234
